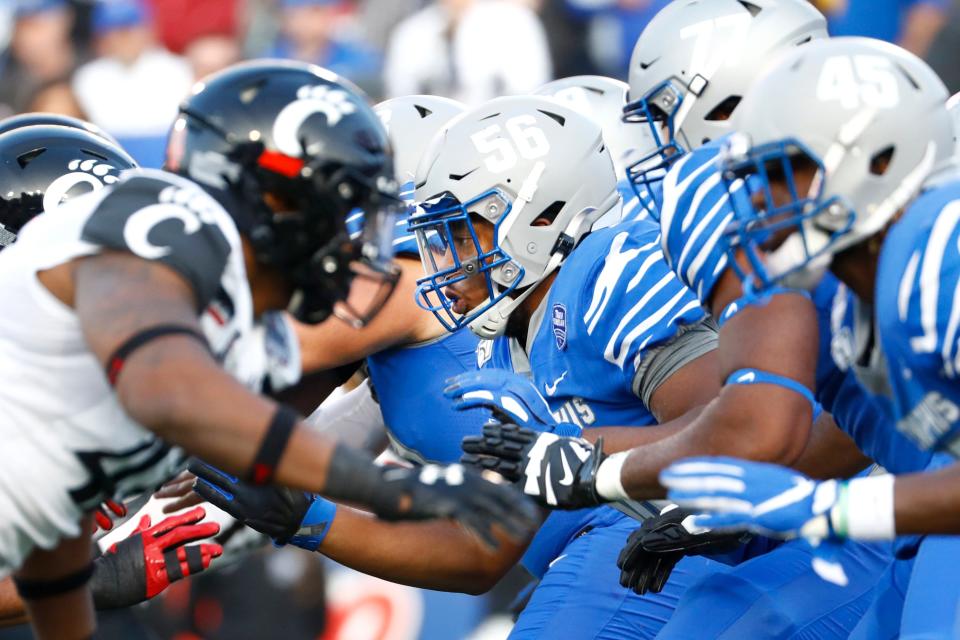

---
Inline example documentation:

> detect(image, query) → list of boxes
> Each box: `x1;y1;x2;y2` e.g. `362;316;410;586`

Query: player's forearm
792;412;872;480
318;506;527;594
581;406;704;451
118;341;341;494
893;464;960;535
618;387;812;498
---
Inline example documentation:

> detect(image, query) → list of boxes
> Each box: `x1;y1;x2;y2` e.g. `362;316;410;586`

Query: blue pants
658;538;891;639
510;515;723;639
851;535;960;639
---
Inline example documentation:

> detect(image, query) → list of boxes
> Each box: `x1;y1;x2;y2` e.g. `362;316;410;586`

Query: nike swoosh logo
558;449;574;486
639;57;660;71
736;372;756;384
548;554;568;569
545;371;568;396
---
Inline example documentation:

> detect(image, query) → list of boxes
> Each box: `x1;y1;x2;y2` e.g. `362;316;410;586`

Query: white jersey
0;169;257;576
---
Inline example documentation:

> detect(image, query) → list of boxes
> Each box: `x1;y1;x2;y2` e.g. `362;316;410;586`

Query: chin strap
469;207;594;339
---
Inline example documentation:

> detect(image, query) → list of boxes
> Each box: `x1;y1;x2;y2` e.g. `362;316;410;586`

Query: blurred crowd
2;0;958;169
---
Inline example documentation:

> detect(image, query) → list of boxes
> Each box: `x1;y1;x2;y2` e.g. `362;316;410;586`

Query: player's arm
69;251;337;491
615;292;819;496
295;257;440;372
317;507;530;594
61;252;537;543
792;412;872;480
892;462;960;534
188;462;536;594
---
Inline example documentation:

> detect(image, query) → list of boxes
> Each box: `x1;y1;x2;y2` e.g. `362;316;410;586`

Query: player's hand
373;463;540;550
617;504;747;595
661;456;850;586
660;457;841;539
444;369;581;436
93;499;128;531
462;421;606;509
91;506;222;609
188;459;312;543
155;471;204;513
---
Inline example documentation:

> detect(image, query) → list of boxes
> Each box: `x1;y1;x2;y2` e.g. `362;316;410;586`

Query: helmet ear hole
532;200;566;226
704;96;742;122
870;146;895;176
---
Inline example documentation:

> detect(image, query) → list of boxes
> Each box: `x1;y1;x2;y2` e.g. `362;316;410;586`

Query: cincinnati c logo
273;85;357;157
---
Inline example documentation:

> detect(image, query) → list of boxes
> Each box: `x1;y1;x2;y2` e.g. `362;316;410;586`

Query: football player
455;2;906;637
411;94;735;639
533;75;653;228
0;60;535;640
657;37;960;638
0;123;222;626
154;92;543;602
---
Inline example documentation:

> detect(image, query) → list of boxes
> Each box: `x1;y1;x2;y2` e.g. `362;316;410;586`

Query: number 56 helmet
409;95;619;338
719;37;955;290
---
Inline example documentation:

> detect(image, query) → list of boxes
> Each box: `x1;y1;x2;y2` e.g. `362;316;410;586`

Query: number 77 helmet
622;0;827;208
409;95;620;338
718;37;955;290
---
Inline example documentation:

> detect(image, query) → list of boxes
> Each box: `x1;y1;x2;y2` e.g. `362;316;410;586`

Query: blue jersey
812;276;931;474
481;218;708;576
657;138;755;304
655;139;930;474
876;179;960;457
367;328;487;464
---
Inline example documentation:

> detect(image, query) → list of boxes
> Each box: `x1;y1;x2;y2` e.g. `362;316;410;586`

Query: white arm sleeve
306;378;389;454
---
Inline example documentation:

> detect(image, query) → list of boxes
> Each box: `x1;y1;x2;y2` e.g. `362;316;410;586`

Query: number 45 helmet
167;59;400;326
719;37;956;290
409;95;619;338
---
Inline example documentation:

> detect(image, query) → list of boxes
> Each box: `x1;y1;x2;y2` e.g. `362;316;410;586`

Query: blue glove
660;456;849;586
444;369;581;436
189;459;336;551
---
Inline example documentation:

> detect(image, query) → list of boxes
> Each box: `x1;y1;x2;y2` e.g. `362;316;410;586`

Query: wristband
726;368;820;420
288;495;338;551
250;404;299;485
830;475;896;541
595;452;630;502
554;422;583;438
14;563;95;599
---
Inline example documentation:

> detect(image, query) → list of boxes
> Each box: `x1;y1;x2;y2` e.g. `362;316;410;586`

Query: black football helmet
0;124;137;249
0;112;119;145
166;59;401;326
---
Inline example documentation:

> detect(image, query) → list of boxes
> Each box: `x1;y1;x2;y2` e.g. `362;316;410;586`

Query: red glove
93;506;223;609
93;499;128;531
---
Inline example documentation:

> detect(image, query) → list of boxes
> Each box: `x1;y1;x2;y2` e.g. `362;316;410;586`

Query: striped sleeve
582;219;707;397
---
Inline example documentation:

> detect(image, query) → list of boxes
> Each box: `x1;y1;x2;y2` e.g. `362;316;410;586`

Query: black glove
617;505;748;595
92;506;222;609
189;459;311;543
462;421;606;509
372;463;540;549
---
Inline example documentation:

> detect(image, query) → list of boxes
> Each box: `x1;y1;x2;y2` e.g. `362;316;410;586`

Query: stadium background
0;0;955;638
